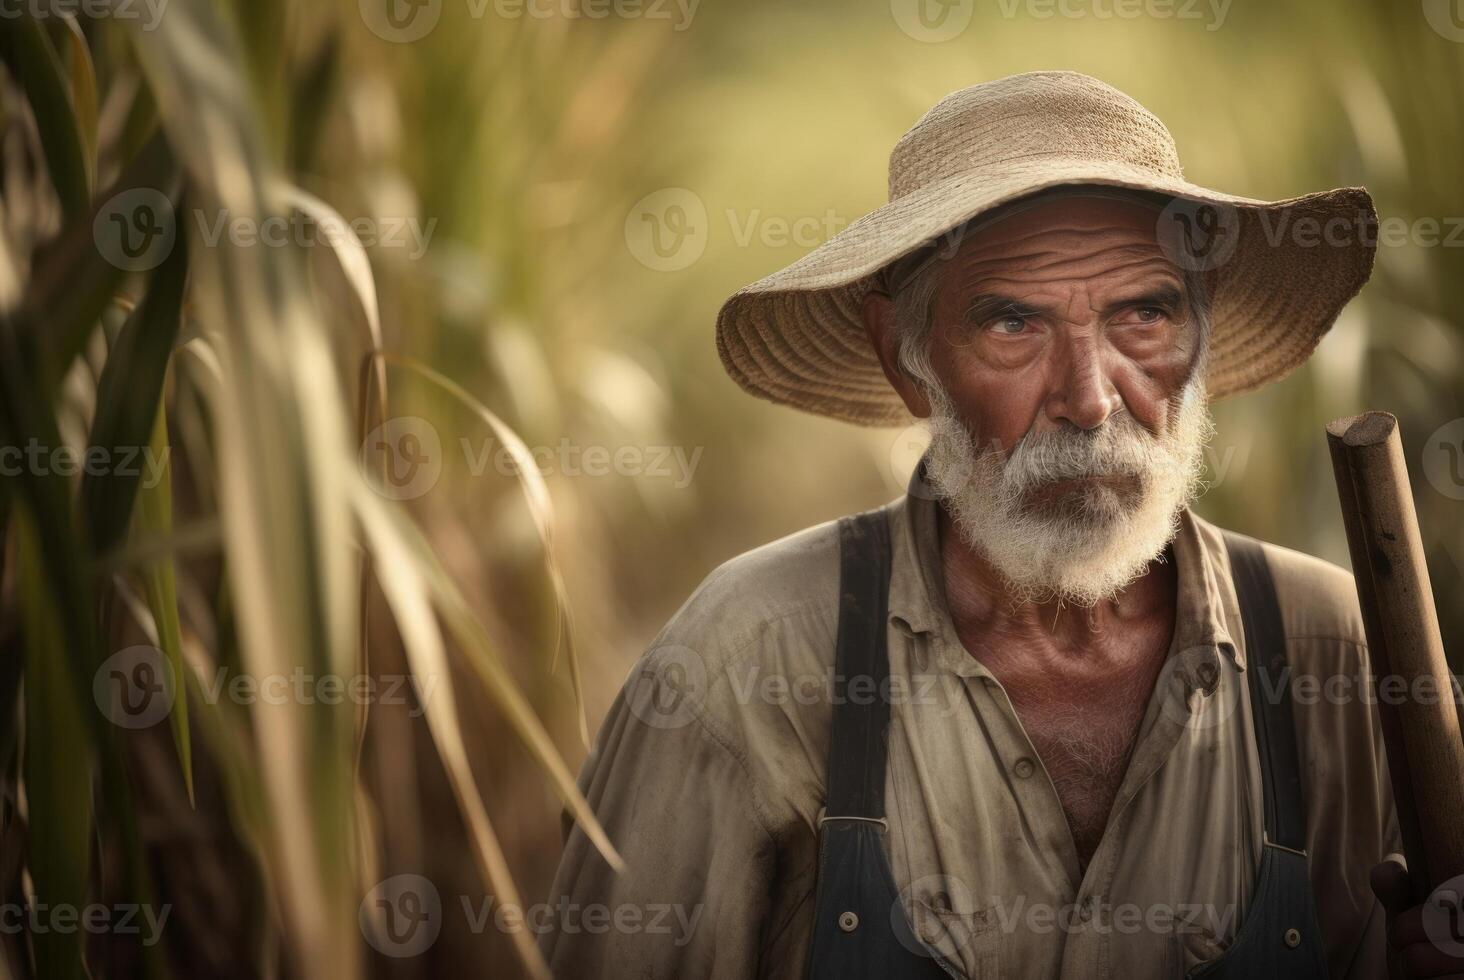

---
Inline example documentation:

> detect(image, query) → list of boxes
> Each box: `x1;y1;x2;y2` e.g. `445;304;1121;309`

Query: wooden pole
1327;411;1464;898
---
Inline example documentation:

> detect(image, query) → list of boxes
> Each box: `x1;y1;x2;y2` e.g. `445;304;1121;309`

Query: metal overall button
838;911;859;933
1284;927;1301;948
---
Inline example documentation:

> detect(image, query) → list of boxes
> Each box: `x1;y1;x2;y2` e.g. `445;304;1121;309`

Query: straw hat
715;71;1377;426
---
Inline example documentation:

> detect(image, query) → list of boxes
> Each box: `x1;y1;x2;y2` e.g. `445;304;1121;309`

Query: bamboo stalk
1327;411;1464;897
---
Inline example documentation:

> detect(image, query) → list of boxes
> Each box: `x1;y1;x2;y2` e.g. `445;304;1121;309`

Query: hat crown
889;71;1183;199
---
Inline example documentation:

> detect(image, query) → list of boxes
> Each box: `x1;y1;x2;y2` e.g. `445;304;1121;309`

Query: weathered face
920;194;1203;452
865;193;1213;605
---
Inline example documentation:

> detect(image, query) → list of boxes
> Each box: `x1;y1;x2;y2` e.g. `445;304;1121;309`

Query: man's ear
862;288;932;419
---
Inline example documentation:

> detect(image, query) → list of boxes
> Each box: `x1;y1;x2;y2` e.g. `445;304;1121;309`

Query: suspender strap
824;512;895;823
1223;531;1309;854
1198;531;1329;980
806;510;949;980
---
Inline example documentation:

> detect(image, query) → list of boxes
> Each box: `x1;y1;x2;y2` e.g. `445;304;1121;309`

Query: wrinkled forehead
885;186;1177;292
962;191;1166;255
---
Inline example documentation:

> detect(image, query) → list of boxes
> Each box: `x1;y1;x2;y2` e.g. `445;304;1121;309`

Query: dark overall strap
1192;532;1328;978
1227;532;1308;853
825;510;894;823
805;512;950;980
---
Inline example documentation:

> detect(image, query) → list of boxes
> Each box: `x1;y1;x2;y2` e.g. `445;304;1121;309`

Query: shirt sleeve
1340;756;1402;980
1341;889;1393;980
1317;636;1402;980
539;646;778;979
1262;543;1400;980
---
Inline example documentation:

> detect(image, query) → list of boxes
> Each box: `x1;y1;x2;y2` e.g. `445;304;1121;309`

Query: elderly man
543;72;1451;979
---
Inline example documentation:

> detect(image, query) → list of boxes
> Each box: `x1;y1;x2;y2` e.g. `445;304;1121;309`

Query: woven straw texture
715;71;1377;426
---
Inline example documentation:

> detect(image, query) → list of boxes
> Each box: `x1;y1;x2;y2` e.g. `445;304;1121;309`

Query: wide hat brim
716;159;1377;426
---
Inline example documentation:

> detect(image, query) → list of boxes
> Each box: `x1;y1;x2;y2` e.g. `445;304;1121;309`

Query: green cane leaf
82;211;188;555
134;402;194;805
16;506;93;980
0;15;88;220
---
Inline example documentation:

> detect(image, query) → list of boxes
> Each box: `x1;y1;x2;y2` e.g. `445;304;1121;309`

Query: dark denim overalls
805;511;1329;979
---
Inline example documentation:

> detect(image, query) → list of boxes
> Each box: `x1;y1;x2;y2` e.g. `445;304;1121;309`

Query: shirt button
1013;757;1036;779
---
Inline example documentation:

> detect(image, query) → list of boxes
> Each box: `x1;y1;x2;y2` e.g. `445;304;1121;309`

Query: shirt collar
885;463;1242;672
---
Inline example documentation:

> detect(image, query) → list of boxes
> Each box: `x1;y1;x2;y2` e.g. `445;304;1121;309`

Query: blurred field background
1;0;1462;977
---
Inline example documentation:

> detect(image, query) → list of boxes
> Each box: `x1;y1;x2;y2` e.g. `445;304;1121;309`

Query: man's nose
1045;331;1121;431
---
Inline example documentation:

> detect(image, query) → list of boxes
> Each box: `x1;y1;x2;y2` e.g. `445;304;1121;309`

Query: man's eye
1132;306;1168;324
989;315;1030;335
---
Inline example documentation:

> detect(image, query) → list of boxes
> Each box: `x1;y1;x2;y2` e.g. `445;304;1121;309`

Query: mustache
993;413;1162;488
919;378;1212;606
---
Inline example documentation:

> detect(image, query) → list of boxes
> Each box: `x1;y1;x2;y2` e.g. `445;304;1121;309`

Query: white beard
922;380;1212;607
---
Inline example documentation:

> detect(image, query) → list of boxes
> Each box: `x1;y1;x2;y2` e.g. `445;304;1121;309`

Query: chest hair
1004;668;1159;867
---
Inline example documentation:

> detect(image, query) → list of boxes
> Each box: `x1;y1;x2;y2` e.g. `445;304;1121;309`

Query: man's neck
934;500;1179;662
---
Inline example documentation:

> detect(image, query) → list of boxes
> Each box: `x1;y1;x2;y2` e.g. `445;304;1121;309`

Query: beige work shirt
543;486;1399;979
